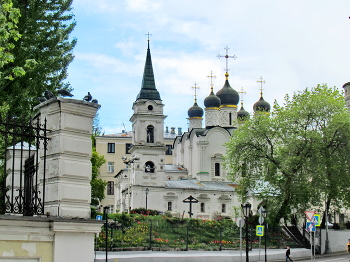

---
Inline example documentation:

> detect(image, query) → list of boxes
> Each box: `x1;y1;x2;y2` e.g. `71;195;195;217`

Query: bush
345;221;350;229
332;223;340;230
131;208;159;216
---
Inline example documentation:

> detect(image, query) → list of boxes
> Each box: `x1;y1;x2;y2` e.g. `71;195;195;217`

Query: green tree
225;85;350;225
0;0;76;118
0;0;28;78
91;114;107;206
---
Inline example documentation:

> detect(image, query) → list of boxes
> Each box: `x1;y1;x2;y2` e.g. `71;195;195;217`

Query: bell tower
129;36;167;187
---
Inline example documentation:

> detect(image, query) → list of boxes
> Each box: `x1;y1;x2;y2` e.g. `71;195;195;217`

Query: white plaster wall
53;232;94;262
320;229;350;253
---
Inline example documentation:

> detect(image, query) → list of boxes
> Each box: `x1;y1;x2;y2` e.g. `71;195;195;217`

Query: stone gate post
35;97;100;218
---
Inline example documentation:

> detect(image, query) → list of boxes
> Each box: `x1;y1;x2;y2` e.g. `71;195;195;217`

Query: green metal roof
136;42;161;101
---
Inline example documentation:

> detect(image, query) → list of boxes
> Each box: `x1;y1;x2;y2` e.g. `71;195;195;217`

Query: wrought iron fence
95;220;296;252
0;114;50;216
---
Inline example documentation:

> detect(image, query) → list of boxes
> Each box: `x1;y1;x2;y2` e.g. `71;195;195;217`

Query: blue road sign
96;215;103;220
256;225;264;236
306;222;316;232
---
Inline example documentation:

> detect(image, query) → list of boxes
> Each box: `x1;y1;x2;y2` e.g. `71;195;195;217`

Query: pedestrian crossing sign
256;225;264;236
313;214;321;227
307;213;321;227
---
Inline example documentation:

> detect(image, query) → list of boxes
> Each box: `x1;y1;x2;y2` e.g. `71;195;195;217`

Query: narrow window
125;143;132;154
107;205;114;213
167;201;172;211
107;162;114;173
222;203;226;213
229;112;232;125
147;125;154;143
107;181;114;195
200;203;205;213
107;143;115;153
215;163;220;176
166;145;173;155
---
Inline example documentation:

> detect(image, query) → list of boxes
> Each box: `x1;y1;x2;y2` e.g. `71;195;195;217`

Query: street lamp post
242;203;252;262
145;188;149;210
262;210;268;262
103;206;110;262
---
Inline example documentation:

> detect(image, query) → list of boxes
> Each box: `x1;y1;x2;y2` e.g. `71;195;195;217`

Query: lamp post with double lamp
122;155;140;214
262;210;268;262
103;206;110;262
145;188;149;210
242;203;252;262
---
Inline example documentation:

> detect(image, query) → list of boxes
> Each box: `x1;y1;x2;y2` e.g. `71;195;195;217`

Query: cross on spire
145;32;152;49
257;76;265;97
217;46;237;79
238;87;246;107
207;71;216;93
192;82;200;103
145;32;152;42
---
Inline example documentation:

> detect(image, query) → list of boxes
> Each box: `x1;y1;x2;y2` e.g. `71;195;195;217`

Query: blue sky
67;0;350;134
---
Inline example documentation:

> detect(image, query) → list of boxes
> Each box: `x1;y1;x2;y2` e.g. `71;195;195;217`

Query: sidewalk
94;248;311;262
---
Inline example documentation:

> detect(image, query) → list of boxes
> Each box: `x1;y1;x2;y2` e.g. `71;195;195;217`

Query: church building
114;40;270;219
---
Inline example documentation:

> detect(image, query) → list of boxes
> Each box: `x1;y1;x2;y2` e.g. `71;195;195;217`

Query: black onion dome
253;97;271;112
343;82;350;88
204;91;221;108
237;106;250;121
216;80;239;106
188;102;204;118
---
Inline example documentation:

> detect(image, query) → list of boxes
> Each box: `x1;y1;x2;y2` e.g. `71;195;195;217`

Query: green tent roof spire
136;37;161;101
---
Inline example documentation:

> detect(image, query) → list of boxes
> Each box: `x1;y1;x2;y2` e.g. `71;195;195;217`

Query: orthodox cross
238;87;246;107
191;82;200;103
145;32;152;42
207;71;216;93
257;76;265;97
217;46;237;73
183;195;199;218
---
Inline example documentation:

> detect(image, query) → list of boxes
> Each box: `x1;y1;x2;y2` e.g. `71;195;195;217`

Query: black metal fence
0;114;50;216
95;220;298;251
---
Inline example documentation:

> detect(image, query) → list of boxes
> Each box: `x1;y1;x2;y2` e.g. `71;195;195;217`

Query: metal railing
0;114;50;215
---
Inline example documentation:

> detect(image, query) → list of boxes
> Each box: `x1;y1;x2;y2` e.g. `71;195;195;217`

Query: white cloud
68;0;350;134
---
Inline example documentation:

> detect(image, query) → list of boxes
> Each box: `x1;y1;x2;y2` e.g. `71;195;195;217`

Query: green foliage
131;208;159;216
95;214;290;250
90;113;107;206
91;147;107;205
225;84;350;225
0;0;76;118
0;0;21;69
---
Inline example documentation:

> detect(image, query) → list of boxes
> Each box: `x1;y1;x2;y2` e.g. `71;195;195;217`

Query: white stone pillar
34;97;100;219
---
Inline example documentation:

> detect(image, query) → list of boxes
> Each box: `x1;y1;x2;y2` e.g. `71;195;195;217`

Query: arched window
145;161;155;173
147;125;154;143
200;203;205;213
215;163;220;176
222;203;226;213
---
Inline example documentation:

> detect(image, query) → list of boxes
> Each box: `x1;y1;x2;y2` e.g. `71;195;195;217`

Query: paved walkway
94;248;311;261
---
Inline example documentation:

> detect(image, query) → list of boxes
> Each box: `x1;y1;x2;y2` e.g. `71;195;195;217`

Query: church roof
237;105;250;120
165;164;188;173
204;90;221;108
253;96;270;112
165;179;236;191
188;101;204;118
216;79;239;106
136;42;161;101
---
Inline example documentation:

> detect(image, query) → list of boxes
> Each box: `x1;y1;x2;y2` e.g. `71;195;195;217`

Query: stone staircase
285;225;310;248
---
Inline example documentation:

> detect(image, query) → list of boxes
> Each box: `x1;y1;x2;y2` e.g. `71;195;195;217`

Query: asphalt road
298;253;350;262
